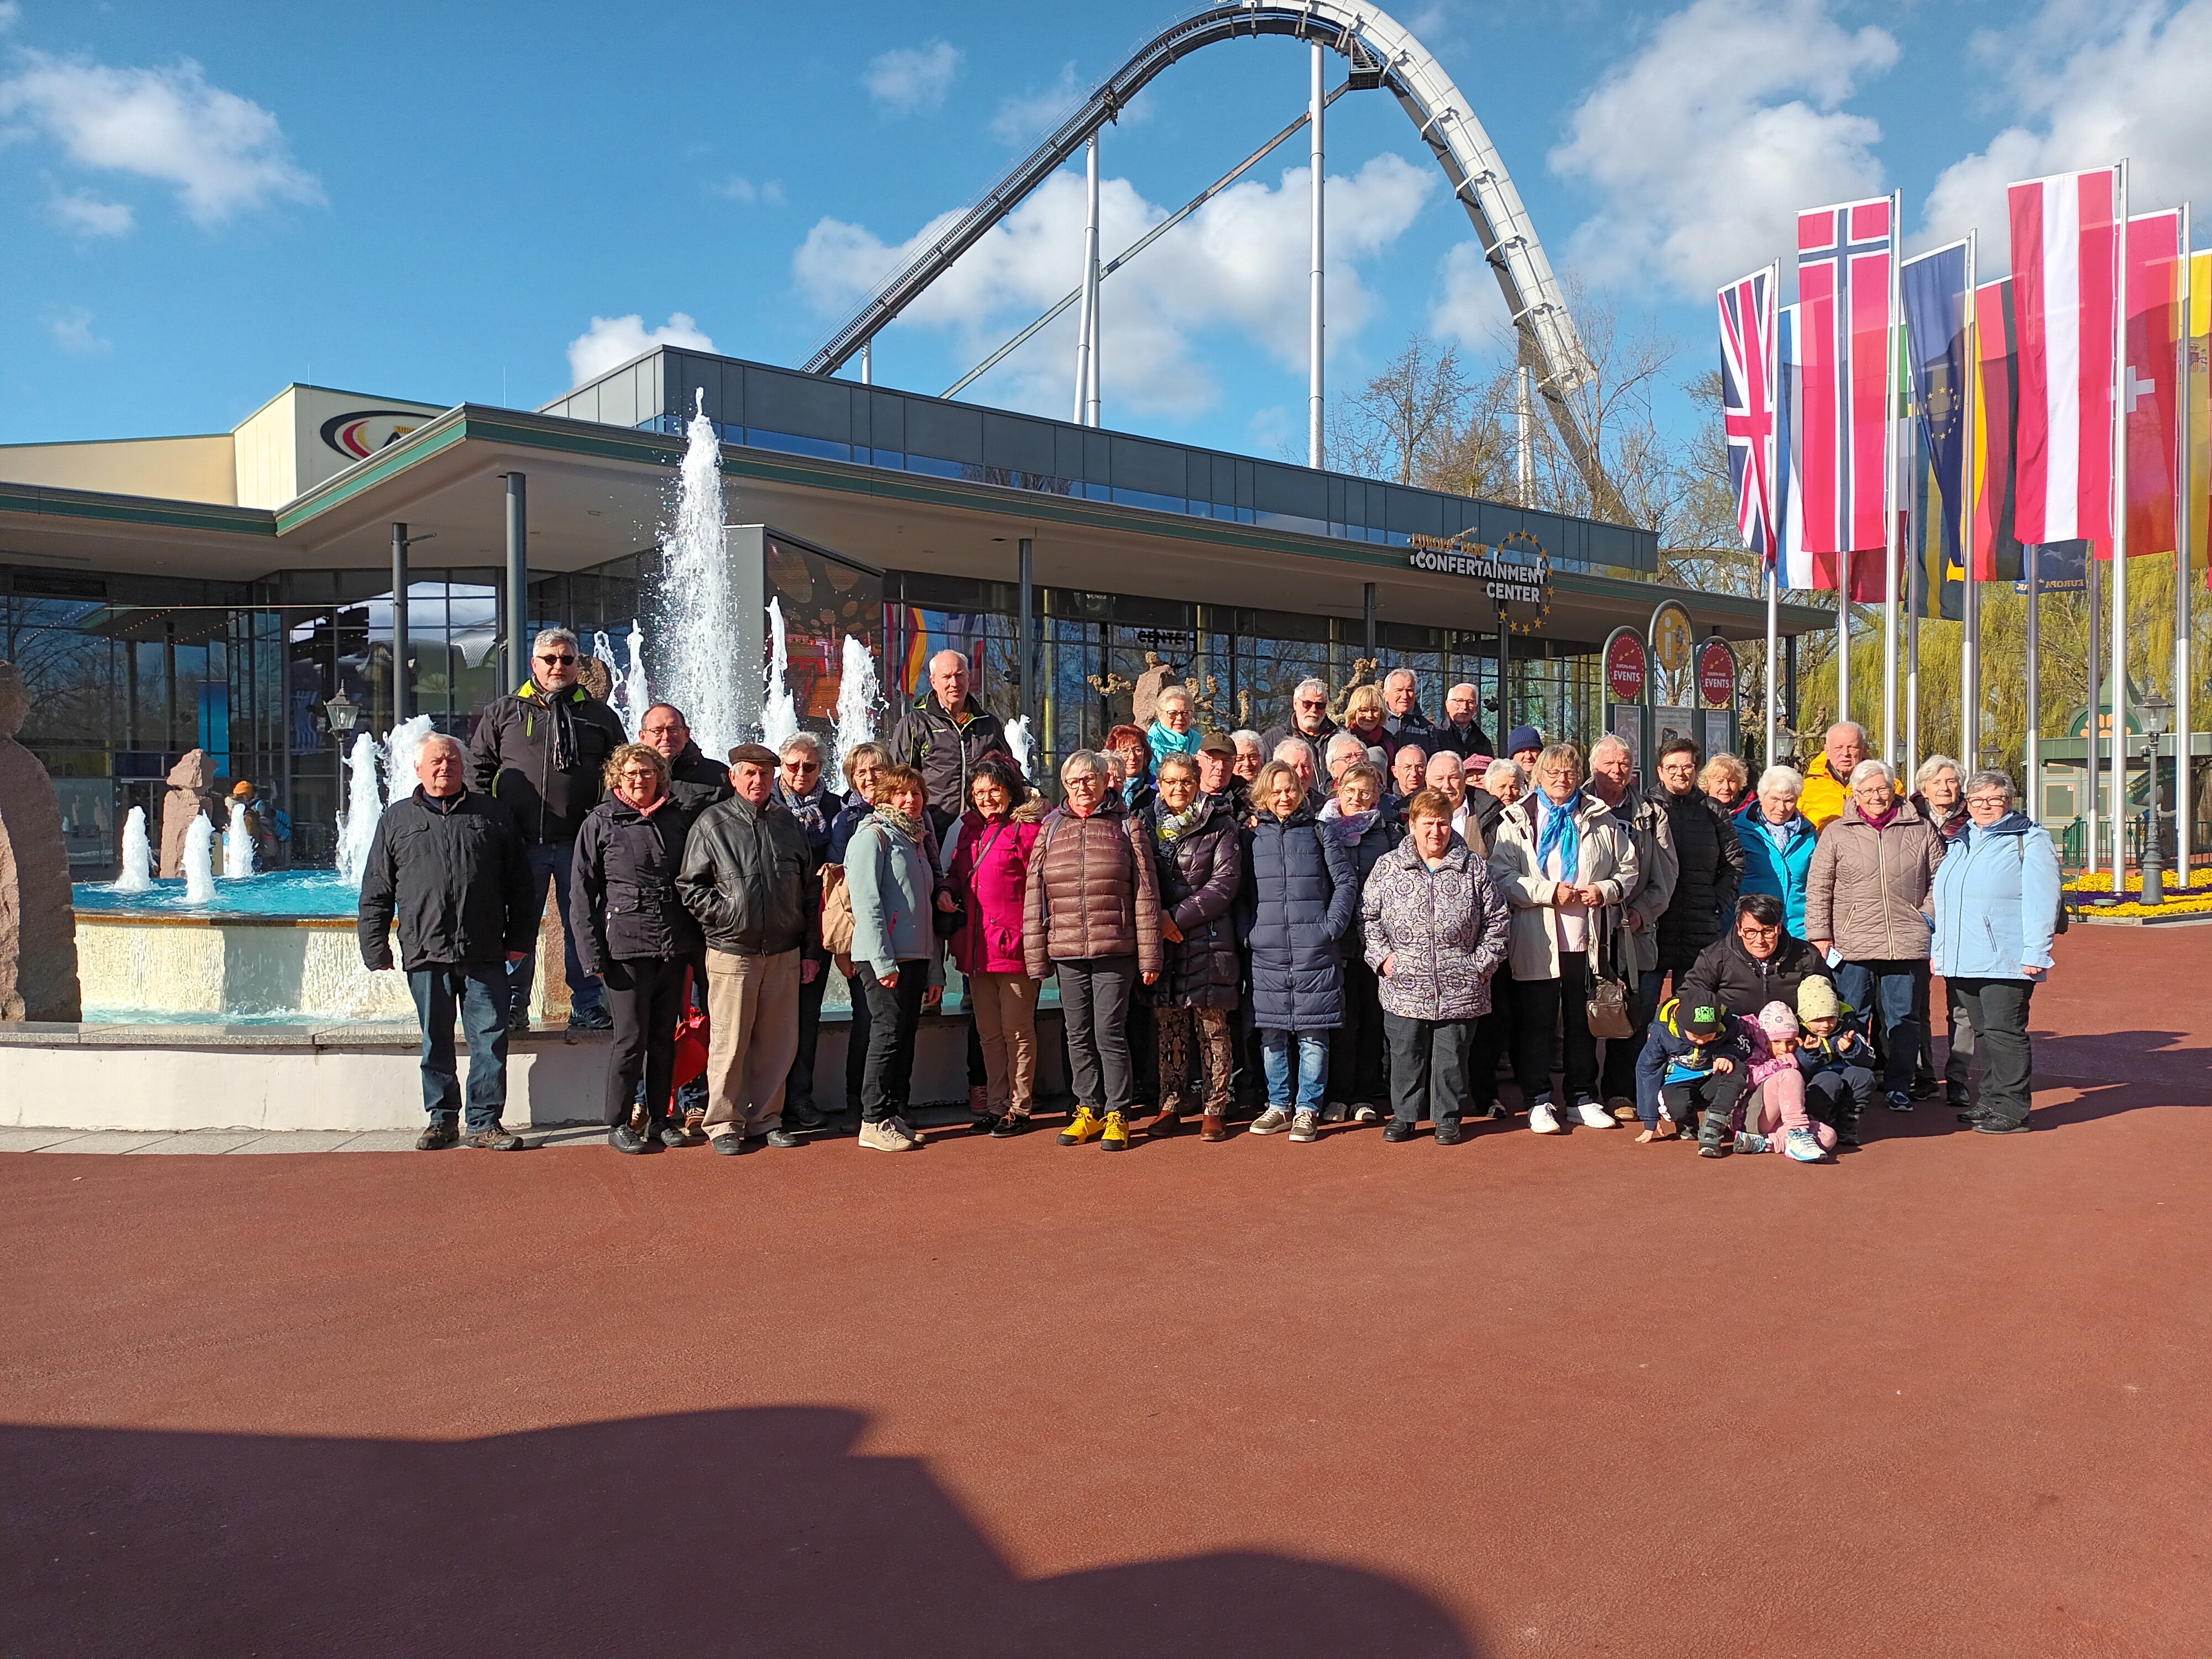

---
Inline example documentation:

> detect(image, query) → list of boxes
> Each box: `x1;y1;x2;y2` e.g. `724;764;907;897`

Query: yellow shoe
1101;1109;1129;1151
1059;1107;1102;1146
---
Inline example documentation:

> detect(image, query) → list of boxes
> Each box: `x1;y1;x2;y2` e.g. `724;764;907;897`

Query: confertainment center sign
1406;530;1551;635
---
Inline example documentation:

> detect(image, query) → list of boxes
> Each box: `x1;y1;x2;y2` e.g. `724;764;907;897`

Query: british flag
1797;195;1897;580
1718;264;1778;564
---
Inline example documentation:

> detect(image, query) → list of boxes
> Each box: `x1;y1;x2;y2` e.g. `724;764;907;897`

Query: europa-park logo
1405;528;1552;635
317;409;429;461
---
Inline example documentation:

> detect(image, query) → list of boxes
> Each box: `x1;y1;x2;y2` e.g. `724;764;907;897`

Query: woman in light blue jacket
1735;765;1819;938
1931;769;2060;1134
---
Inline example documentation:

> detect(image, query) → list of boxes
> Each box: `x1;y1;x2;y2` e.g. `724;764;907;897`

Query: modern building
0;347;1827;872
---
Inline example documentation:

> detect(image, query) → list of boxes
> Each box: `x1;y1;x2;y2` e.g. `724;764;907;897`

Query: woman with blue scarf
1489;742;1641;1135
1146;684;1203;776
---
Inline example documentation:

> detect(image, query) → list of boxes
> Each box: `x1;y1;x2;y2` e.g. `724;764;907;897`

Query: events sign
1697;637;1738;708
1603;627;1647;703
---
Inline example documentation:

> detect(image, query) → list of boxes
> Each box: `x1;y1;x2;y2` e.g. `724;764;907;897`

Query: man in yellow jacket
1800;721;1870;831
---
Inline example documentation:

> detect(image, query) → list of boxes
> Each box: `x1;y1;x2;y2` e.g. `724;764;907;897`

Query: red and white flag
1797;195;1896;582
2007;166;2122;545
2123;208;2185;556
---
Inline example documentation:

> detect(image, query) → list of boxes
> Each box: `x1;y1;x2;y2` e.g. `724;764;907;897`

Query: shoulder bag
1585;907;1635;1040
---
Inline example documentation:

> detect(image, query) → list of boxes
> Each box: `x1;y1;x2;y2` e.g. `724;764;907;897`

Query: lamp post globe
2139;690;2173;907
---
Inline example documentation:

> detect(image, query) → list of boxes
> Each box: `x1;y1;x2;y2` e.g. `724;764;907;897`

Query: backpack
820;862;856;977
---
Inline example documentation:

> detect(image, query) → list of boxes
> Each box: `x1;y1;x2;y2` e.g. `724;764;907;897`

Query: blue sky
3;0;2208;460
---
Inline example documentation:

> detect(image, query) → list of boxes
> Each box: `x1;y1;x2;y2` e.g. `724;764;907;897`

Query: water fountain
112;806;153;893
333;731;384;886
831;633;880;792
653;390;744;760
181;816;217;905
624;619;648;732
1002;716;1035;786
224;800;257;879
759;597;800;759
593;628;647;740
383;714;435;816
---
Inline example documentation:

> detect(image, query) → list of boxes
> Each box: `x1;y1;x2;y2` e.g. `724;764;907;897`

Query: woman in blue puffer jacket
1237;758;1358;1143
1735;764;1820;938
1931;768;2060;1135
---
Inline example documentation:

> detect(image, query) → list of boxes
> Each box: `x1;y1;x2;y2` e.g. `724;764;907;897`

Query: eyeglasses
786;760;822;774
537;653;576;665
1966;795;2008;809
641;723;684;737
1295;698;1326;710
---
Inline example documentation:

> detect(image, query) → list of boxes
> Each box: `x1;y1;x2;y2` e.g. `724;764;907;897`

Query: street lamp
2138;689;2173;907
324;688;359;737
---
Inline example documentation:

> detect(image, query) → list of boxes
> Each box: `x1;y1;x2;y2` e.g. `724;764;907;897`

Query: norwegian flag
1797;195;1897;578
1718;264;1779;563
2008;166;2121;545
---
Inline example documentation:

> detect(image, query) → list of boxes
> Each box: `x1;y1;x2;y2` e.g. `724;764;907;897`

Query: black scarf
536;681;578;773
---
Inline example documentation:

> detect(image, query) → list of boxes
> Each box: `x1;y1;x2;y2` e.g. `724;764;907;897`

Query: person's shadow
2;1406;1478;1658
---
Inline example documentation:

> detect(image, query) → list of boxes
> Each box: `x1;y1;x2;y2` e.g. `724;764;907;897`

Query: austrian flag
2007;167;2122;545
1718;264;1778;561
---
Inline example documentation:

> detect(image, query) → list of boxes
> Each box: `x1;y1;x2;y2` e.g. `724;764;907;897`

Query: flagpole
2179;206;2196;889
2111;161;2132;882
1882;190;1903;765
1764;259;1781;769
1907;546;1921;782
1838;554;1851;731
2026;541;2041;821
1961;232;1981;768
2086;554;2101;878
1766;567;1780;765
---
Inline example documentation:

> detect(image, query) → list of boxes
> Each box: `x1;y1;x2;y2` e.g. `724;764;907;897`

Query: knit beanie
1757;1000;1801;1039
1796;977;1839;1022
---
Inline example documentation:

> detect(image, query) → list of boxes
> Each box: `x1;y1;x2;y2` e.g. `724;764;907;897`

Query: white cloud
0;3;21;34
1924;1;2212;256
1550;0;1898;298
792;153;1433;419
1430;241;1509;349
862;41;960;116
0;51;321;225
50;185;132;236
566;312;715;386
990;62;1080;146
709;174;784;206
48;305;109;354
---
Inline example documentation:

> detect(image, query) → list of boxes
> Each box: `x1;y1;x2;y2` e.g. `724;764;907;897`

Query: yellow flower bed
2063;868;2212;919
2064;868;2212;894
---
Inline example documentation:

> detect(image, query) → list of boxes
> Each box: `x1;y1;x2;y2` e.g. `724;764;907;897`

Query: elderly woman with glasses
1931;769;2060;1133
1806;758;1946;1116
1735;764;1818;939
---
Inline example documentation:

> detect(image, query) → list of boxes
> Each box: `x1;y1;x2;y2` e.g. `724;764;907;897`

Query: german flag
1970;278;2024;583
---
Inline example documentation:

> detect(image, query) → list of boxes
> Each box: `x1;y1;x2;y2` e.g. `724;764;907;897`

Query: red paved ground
5;927;2209;1657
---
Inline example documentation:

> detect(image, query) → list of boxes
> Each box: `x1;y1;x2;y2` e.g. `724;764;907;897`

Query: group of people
357;635;2063;1158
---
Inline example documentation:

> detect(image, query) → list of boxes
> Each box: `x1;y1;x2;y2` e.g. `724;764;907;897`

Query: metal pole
860;341;872;386
1516;365;1535;507
1073;136;1098;426
1882;190;1902;765
1085;134;1102;427
1764;568;1779;765
1496;609;1510;738
1308;41;1324;470
1961;232;1980;768
1838;551;1850;731
390;522;410;726
2111;162;2132;879
1018;536;1035;746
1363;581;1376;660
2178;208;2196;887
2085;554;2100;877
2026;541;2041;821
504;472;528;691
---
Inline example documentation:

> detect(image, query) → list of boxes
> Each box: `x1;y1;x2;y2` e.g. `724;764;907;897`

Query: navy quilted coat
1237;802;1359;1031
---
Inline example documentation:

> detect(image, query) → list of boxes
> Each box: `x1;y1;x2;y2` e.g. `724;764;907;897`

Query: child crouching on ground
1793;977;1876;1147
1639;999;1751;1144
1714;1001;1833;1163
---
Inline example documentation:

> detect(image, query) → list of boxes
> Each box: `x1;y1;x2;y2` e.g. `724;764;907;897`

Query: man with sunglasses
469;627;627;1031
1257;676;1339;768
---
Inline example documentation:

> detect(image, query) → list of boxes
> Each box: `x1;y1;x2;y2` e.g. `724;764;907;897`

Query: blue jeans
1835;959;1921;1095
408;963;511;1129
1260;1030;1329;1112
507;841;602;1017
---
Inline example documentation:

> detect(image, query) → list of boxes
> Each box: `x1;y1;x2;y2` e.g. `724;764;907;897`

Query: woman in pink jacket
1734;1001;1833;1163
945;757;1046;1135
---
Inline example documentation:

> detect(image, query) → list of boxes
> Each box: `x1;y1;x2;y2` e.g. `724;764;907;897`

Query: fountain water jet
1002;716;1035;786
334;731;383;886
759;597;799;759
624;619;649;732
224;800;257;878
383;714;435;814
182;816;217;904
653;390;743;759
831;633;881;793
112;806;153;893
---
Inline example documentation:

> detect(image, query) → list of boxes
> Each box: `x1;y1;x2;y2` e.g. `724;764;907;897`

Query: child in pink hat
1736;1001;1833;1163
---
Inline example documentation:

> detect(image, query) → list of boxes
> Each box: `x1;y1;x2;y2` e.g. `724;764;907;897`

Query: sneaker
567;1004;613;1032
1322;1101;1348;1123
1528;1101;1562;1135
1698;1141;1729;1159
1480;1100;1510;1121
1734;1130;1771;1155
1973;1117;2032;1135
1837;1121;1861;1148
1059;1107;1103;1145
1248;1107;1292;1136
891;1114;924;1148
505;1010;531;1035
971;1113;1004;1137
787;1101;827;1131
1289;1108;1321;1142
609;1124;650;1154
857;1117;916;1151
416;1121;459;1151
1352;1102;1381;1124
1885;1089;1913;1113
682;1105;707;1139
656;1124;691;1150
761;1128;802;1149
1433;1120;1464;1146
463;1126;525;1150
1784;1127;1825;1163
1909;1078;1938;1100
1382;1120;1414;1142
1102;1110;1130;1151
1606;1095;1640;1122
989;1112;1030;1139
709;1132;745;1156
1573;1098;1618;1130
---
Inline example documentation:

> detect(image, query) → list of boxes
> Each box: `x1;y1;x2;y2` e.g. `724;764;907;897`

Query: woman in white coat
1488;742;1641;1134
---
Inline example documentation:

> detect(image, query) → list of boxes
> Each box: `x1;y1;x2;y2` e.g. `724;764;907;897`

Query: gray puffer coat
1360;837;1512;1022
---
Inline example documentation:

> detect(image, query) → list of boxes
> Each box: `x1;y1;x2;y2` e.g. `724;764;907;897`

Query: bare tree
1325;334;1471;486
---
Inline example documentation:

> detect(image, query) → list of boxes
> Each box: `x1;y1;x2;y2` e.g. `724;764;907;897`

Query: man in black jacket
1380;669;1441;761
1258;676;1339;765
359;734;536;1150
1432;681;1495;761
639;702;734;801
675;743;821;1152
468;628;627;1032
888;649;1006;835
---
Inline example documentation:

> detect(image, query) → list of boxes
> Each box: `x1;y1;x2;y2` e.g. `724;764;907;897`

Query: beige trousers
967;971;1040;1117
702;948;802;1140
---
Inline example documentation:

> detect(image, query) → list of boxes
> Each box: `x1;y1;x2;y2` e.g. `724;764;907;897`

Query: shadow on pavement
2023;1029;2212;1099
1;1406;1478;1658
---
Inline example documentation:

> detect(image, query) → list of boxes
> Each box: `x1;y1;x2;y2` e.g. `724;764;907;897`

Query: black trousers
841;968;873;1116
1384;1012;1473;1127
784;956;828;1116
1600;969;1666;1103
1948;977;2036;1127
1804;1065;1877;1131
1510;953;1597;1108
1469;1004;1511;1112
602;955;691;1129
856;961;927;1123
1666;1067;1750;1146
1332;957;1388;1104
1058;954;1138;1112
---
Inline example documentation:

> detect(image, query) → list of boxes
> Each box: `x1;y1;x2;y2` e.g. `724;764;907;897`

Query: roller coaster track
802;2;1616;511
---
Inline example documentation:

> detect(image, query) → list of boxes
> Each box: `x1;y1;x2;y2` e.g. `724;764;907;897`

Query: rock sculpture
160;749;216;879
0;661;84;1021
1129;651;1185;729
